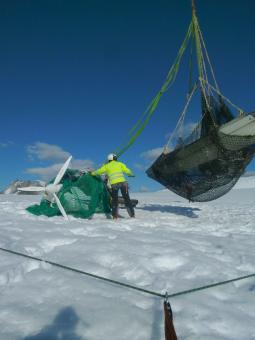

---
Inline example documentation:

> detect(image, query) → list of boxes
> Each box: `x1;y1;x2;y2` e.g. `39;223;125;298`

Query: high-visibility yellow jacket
91;160;133;185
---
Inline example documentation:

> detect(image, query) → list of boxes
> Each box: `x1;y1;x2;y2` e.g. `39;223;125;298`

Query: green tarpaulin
27;170;111;219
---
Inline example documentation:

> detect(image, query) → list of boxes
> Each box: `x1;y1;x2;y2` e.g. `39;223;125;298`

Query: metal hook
164;291;169;303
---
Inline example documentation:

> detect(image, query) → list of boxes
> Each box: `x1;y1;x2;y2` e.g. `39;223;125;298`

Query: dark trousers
111;182;135;218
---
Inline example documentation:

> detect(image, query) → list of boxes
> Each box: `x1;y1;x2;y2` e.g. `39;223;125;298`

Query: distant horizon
2;169;255;195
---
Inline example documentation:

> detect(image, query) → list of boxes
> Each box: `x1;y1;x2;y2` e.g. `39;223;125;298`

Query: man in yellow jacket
91;153;135;219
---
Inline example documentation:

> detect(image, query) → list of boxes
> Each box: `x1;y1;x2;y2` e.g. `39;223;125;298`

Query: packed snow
0;177;255;339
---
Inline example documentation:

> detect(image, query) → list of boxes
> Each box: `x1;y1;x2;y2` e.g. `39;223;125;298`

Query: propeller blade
53;193;68;220
18;186;46;192
53;156;72;185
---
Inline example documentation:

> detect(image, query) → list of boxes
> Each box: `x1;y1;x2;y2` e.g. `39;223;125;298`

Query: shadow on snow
149;298;163;340
23;306;85;340
137;204;200;218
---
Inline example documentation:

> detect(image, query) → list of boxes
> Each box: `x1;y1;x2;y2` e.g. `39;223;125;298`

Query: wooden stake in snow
164;299;178;340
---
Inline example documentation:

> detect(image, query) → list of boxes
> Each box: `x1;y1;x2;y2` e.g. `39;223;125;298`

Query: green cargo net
27;170;111;219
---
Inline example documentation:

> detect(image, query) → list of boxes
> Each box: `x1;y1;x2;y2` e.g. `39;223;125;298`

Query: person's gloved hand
86;168;94;175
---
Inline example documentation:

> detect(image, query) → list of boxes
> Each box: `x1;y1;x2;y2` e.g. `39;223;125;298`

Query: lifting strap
115;21;194;157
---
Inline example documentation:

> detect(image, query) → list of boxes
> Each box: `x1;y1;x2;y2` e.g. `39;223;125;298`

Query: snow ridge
0;186;255;339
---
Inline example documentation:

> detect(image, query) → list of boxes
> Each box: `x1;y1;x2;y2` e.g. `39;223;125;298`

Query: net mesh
147;95;255;202
27;170;111;218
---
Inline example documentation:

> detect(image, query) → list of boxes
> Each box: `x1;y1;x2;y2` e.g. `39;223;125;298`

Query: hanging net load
145;8;255;202
146;94;255;202
27;170;111;218
112;3;255;202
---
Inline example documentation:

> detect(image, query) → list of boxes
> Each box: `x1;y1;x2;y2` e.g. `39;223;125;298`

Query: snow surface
0;178;255;339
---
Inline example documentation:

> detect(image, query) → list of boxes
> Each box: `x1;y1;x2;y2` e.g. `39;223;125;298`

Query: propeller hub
45;183;63;194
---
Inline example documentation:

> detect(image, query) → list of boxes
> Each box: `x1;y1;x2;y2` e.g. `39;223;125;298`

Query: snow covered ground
1;177;255;339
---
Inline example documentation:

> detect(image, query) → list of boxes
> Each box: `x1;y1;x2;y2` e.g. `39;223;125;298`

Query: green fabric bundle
27;170;111;219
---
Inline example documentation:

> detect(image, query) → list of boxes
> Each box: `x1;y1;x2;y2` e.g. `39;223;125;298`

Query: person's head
107;153;117;162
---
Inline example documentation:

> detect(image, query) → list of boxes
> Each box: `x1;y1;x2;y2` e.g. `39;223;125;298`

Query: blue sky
0;0;255;192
